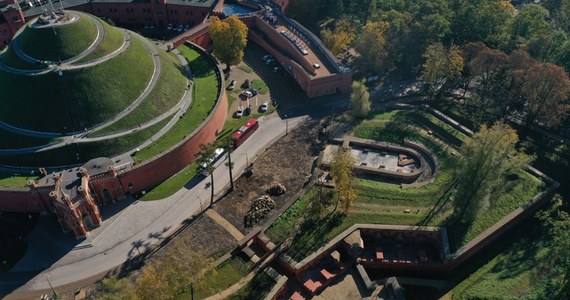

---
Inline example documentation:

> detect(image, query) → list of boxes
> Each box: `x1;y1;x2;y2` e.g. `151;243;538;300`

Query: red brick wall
0;189;43;212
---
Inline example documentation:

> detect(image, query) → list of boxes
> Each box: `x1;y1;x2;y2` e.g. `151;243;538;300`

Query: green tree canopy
452;122;531;224
350;80;371;118
209;15;248;73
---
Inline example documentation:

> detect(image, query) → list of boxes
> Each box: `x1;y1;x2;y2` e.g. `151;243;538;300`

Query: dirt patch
213;118;326;234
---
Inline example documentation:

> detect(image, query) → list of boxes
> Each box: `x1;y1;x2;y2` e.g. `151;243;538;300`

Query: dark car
242;79;251;89
249;88;258;96
244;105;252;116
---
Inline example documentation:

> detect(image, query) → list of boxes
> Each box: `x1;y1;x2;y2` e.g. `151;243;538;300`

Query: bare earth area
213;118;324;234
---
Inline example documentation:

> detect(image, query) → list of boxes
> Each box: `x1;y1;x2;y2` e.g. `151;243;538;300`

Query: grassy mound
0;36;154;133
132;45;219;163
0;46;43;70
76;18;125;63
89;47;187;136
17;13;98;61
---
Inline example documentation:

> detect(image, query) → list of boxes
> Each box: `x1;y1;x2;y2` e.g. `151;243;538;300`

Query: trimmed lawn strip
0;118;168;167
0;172;40;188
251;79;269;95
0;36;153;132
140;162;199;201
18;14;97;61
133;45;218;163
89;48;186;136
237;65;253;73
76;19;125;63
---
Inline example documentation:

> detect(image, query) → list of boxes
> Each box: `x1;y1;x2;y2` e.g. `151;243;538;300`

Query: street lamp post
284;113;288;135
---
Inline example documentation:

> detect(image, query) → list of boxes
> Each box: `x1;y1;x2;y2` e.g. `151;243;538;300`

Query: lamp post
284;113;288;135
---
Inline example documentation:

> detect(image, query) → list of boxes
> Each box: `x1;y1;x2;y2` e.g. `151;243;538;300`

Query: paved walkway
205;210;245;241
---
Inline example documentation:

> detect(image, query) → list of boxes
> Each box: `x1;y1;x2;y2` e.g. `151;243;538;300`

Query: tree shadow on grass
287;211;344;262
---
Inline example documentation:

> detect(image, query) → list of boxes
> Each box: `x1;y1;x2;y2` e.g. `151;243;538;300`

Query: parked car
184;24;190;31
265;58;275;65
236;106;244;118
242;90;253;98
228;80;236;90
177;24;184;32
313;63;321;69
263;54;273;61
167;23;173;30
242;79;251;89
249;88;258;96
260;101;268;113
273;66;279;72
244;105;251;116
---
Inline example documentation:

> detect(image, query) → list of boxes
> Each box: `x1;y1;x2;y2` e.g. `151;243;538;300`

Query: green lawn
89;48;186;136
140;162;199;201
0;36;154;133
450;224;560;299
0;172;40;188
132;45;219;163
251;79;269;95
76;18;125;63
237;65;253;73
179;256;253;299
17;14;97;61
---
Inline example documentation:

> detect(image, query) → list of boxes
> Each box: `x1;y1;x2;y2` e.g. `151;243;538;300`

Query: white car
263;54;273;61
167;23;173;30
177;24;184;32
228;80;236;90
313;63;321;69
236;106;244;118
273;66;279;72
242;90;253;98
260;101;268;113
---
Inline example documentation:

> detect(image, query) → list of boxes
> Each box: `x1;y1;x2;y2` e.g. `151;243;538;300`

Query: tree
422;43;464;95
329;147;356;212
537;195;570;297
209;16;248;73
135;240;214;299
217;136;235;191
520;62;570;127
95;276;136;300
353;21;389;74
196;143;217;206
350;80;371;117
320;19;355;55
452;122;531;224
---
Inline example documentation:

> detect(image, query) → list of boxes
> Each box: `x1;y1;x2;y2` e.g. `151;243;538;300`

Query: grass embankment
0;128;56;149
140;162;199;201
191;257;253;299
90;47;187;136
132;45;218;162
76;18;125;63
251;79;269;95
0;172;40;188
225;272;274;300
0;118;169;167
450;223;560;299
17;14;97;61
0;36;153;133
267;109;544;261
0;46;41;70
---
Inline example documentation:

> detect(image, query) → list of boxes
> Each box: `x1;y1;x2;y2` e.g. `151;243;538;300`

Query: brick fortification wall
118;42;227;195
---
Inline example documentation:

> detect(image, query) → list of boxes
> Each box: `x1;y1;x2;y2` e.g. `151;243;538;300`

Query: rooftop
164;0;216;8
